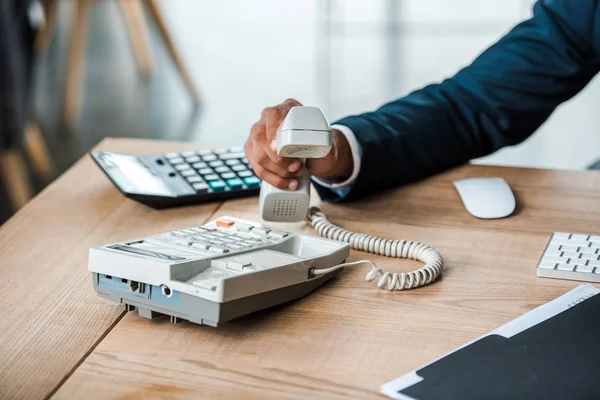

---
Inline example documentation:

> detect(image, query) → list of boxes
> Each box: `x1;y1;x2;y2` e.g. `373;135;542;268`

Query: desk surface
0;138;598;399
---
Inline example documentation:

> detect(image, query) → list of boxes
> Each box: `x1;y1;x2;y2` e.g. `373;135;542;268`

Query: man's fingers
246;145;299;191
252;142;305;178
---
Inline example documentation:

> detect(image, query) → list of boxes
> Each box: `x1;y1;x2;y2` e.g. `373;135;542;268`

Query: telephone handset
259;106;444;291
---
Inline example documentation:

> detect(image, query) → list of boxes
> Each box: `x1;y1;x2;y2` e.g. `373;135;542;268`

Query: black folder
383;285;600;400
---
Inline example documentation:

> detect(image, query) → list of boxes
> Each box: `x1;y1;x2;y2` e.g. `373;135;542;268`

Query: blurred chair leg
145;0;200;105
63;0;91;127
119;0;154;77
24;123;55;182
0;150;34;211
35;0;60;54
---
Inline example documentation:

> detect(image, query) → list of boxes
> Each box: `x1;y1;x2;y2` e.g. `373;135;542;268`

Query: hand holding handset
259;106;332;223
259;106;445;291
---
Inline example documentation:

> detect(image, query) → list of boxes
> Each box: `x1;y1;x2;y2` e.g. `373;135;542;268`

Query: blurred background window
1;0;598;224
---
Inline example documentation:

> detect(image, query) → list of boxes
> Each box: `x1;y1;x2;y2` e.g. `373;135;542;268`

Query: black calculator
90;147;261;209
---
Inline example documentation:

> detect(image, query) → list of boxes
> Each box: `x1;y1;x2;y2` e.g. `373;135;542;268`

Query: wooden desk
1;138;599;399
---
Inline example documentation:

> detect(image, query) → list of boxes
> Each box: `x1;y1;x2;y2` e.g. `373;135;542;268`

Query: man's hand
244;99;354;190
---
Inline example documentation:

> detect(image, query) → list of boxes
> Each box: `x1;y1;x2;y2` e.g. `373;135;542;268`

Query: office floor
1;0;599;224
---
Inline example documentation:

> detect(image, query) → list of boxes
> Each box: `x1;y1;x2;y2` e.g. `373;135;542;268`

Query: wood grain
0;138;223;399
53;160;600;399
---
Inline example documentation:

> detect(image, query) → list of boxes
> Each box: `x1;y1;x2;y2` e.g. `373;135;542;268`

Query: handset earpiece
259;106;332;222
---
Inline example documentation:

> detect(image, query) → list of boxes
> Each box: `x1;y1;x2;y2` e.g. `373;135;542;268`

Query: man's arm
315;0;600;202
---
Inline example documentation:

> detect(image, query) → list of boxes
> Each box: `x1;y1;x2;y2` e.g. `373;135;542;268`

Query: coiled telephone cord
306;207;444;291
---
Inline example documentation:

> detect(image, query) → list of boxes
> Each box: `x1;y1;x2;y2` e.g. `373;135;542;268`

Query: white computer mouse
453;177;516;219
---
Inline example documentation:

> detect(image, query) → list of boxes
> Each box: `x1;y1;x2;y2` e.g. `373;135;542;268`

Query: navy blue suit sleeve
315;0;600;202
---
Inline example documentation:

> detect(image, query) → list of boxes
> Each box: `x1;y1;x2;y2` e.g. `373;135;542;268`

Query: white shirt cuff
311;124;362;189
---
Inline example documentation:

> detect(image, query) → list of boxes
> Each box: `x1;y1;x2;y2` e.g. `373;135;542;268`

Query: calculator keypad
165;147;261;194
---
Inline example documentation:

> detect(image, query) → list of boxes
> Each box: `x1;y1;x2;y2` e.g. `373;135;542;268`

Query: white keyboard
536;232;600;283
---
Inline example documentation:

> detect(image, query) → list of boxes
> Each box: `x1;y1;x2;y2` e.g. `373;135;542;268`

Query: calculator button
165;152;180;159
232;165;247;172
202;155;217;162
175;164;191;171
192;162;208;169
205;174;220;181
214;148;229;154
182;151;197;157
226;178;244;189
185;156;201;163
181;169;197;177
198;168;213;175
221;172;236;179
209;160;224;167
237;170;253;178
187;176;203;183
225;159;240;166
215;166;230;173
192;182;209;192
169;157;184;164
242;157;249;164
209;180;227;191
219;152;245;160
197;149;213;156
230;146;244;152
243;176;261;187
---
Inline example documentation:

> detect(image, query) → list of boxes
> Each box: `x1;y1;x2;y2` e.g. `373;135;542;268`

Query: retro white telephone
259;106;444;291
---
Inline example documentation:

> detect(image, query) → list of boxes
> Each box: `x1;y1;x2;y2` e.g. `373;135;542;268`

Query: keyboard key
165;152;179;159
205;174;220;181
243;176;261;187
542;255;568;263
589;260;600;268
175;164;191;171
238;170;253;178
221;172;236;179
186;156;201;163
553;232;571;239
230;146;244;152
202;155;217;162
209;180;227;191
556;263;575;271
168;157;184;164
192;162;208;169
581;253;599;260
562;251;580;258
571;234;589;241
538;261;556;269
242;157;249;164
171;230;189;238
187;176;203;183
225;159;240;166
181;169;197;177
231;164;247;172
198;168;213;175
181;151;197;157
579;247;597;254
590;235;600;242
268;230;289;239
209;160;224;167
552;239;590;247
215;166;229;174
214;148;229;154
219;152;245;160
226;178;244;189
576;265;595;273
559;245;578;252
568;259;587;266
197;149;213;156
192;183;209;192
